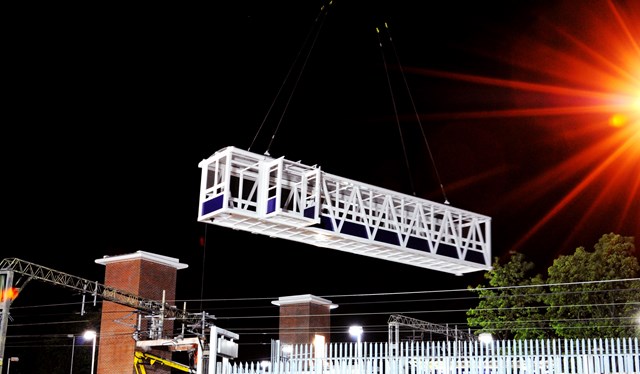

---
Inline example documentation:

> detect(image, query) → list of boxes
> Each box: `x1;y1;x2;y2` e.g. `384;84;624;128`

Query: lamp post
83;330;97;374
7;357;19;373
68;334;76;374
478;332;493;344
478;332;493;355
349;325;363;344
349;325;363;372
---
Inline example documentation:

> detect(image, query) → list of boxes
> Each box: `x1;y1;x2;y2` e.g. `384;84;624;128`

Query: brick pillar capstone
95;251;188;374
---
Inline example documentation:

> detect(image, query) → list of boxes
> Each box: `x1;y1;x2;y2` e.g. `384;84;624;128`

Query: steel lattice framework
0;257;211;325
0;258;234;373
387;314;474;344
198;147;492;275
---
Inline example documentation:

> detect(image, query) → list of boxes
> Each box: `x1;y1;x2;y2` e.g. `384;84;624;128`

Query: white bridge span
198;146;491;275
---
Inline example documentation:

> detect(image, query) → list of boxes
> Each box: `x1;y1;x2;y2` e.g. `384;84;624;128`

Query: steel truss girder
388;314;474;343
0;258;208;326
198;147;492;275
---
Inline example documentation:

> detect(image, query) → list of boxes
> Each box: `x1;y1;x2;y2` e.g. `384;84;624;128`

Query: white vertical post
83;330;97;374
68;334;76;374
196;337;204;374
349;326;363;374
209;327;218;374
0;271;15;368
91;337;96;374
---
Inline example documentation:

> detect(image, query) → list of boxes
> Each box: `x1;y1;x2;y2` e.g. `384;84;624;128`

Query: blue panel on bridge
316;216;478;262
267;197;277;214
374;228;401;246
202;195;224;216
303;206;315;219
464;250;486;264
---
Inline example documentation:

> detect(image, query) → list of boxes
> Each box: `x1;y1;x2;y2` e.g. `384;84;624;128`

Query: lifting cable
248;1;335;156
205;3;333;303
376;22;450;205
199;225;208;312
204;3;333;304
375;23;416;197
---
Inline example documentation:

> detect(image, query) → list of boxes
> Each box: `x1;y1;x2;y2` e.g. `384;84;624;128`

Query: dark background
3;0;639;370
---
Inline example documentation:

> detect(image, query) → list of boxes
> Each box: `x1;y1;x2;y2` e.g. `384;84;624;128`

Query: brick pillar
94;251;188;374
271;294;338;347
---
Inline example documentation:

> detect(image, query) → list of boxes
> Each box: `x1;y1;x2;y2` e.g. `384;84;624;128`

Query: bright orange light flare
504;1;640;254
609;93;640;127
609;113;628;127
0;287;19;302
412;0;640;256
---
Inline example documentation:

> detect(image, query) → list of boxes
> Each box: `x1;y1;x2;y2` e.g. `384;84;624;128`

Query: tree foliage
467;233;640;339
467;252;547;339
546;233;640;338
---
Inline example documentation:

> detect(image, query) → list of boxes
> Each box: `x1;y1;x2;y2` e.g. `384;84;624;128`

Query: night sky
4;0;640;364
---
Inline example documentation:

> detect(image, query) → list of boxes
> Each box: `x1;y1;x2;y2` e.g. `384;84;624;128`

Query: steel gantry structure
388;314;474;346
0;257;223;372
0;257;206;324
198;146;492;275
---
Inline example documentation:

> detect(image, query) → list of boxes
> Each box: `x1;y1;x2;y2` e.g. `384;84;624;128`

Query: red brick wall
279;302;331;346
97;259;177;374
309;303;331;343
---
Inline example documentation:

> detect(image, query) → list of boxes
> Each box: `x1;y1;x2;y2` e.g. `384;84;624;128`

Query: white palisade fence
224;338;639;374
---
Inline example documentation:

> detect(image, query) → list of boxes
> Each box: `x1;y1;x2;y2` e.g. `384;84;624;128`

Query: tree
467;252;548;339
545;233;640;338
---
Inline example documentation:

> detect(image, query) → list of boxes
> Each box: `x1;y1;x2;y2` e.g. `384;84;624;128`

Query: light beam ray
409;0;640;255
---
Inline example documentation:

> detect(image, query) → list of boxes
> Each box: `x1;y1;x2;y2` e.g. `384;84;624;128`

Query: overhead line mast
0;257;201;321
0;257;216;366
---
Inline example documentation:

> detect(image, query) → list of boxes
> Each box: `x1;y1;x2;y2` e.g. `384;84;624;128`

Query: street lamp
348;325;363;343
349;326;363;355
68;334;76;374
478;332;494;354
478;332;493;344
7;357;19;373
349;325;363;372
83;330;97;374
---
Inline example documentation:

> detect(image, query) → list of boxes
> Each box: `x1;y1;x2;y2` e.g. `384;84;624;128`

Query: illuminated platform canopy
198;146;492;275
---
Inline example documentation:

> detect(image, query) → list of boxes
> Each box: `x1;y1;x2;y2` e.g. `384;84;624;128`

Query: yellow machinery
134;351;195;373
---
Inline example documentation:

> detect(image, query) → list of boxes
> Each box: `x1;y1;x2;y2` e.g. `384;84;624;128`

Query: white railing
223;338;639;374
